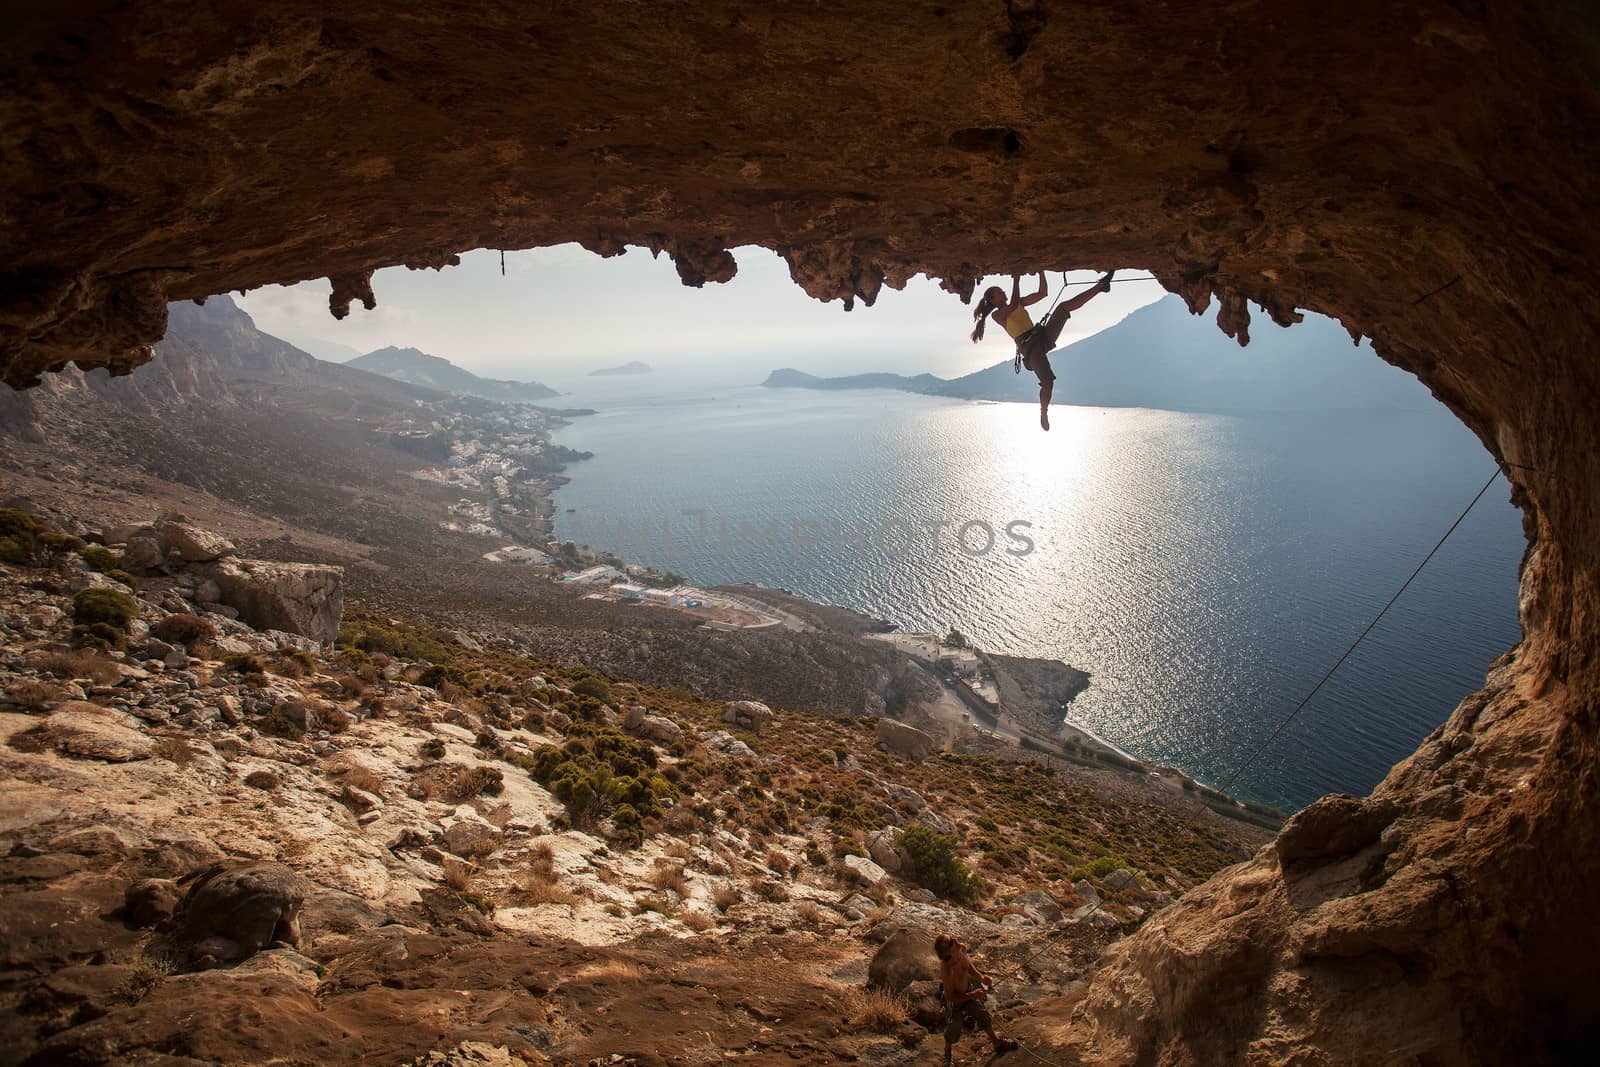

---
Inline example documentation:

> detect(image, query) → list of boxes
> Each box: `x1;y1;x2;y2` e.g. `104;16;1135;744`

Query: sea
545;376;1524;812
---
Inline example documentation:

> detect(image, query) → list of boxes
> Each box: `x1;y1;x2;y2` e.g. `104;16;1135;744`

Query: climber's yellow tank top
1001;307;1035;340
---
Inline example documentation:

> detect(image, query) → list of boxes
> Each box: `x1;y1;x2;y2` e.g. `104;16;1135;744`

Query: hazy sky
236;244;1166;384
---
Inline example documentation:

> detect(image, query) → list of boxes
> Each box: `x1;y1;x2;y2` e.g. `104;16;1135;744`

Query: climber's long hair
970;286;1007;343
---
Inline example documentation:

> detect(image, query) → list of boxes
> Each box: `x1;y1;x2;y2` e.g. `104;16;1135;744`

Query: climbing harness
1008;272;1158;373
1219;466;1503;793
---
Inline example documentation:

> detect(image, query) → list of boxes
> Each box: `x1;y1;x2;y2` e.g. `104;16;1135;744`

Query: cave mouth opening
4;2;1597;1058
232;241;1527;816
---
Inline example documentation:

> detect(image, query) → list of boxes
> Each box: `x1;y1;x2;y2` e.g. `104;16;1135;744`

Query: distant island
765;295;1436;414
589;360;652;376
347;345;559;404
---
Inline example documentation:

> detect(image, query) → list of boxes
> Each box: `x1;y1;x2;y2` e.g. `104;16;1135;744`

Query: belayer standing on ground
934;933;1018;1064
971;270;1115;431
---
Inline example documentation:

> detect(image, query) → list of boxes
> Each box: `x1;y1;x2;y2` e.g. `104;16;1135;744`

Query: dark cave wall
2;2;1599;1062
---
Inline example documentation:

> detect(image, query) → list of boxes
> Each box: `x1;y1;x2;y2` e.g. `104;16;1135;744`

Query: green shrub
420;738;446;760
104;569;138;590
571;675;612;704
448;765;504;800
40;531;85;554
223;653;266;675
80;545;122;572
0;509;41;563
899;823;983;905
260;707;304;740
154;613;217;646
337;617;450;663
1070;855;1130;882
458;889;495;915
72;587;138;628
71;622;127;652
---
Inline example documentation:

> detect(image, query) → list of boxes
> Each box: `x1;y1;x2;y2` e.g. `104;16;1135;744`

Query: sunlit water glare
550;384;1523;811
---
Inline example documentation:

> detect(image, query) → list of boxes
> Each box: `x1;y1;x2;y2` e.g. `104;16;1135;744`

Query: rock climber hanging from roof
971;270;1115;431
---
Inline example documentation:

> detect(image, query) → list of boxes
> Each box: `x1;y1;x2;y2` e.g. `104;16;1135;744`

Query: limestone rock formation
197;558;343;646
12;703;154;763
868;928;938;994
876;718;938;763
166;863;310;967
152;514;235;564
721;700;773;735
3;4;1599;1063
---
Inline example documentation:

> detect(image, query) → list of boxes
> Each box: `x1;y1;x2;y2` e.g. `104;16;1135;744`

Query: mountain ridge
589;360;652;376
765;296;1436;413
348;345;558;403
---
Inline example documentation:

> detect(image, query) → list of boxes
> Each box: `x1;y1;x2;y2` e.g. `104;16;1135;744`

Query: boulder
701;730;758;761
242;768;279;790
441;811;502;858
154;514;235;563
341;784;383;815
636;714;683;745
1073;879;1101;906
904;979;947;1029
722;700;774;734
169;862;310;964
867;927;938;992
842;853;889;887
1275;794;1400;864
197;558;343;645
1071;904;1119;928
124;878;180;927
865;827;907;874
16;702;153;762
275;698;322;733
875;717;937;762
121;534;166;571
1102;868;1139;892
1016;889;1063;924
621;705;648;731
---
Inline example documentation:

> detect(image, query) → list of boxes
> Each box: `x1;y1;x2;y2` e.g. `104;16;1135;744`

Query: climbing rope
1218;466;1503;794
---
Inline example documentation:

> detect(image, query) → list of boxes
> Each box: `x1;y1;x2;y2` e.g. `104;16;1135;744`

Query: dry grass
335;673;369;698
515;842;574;905
151;736;197;768
37;650;120;684
664;840;694;862
442;855;477;893
412;763;504;802
114;954;175;1003
843;986;909;1031
765;848;792;876
650;860;690;897
795;899;823;925
5;678;62;710
865;903;895;924
681;910;715;932
575;959;648;982
341;764;386;797
712;883;740;913
635;895;676;917
661;806;702;837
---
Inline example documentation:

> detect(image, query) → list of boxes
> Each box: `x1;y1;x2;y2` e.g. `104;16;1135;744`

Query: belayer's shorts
945;998;993;1043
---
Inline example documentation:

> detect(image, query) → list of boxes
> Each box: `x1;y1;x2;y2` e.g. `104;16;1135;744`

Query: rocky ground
0;507;1270;1065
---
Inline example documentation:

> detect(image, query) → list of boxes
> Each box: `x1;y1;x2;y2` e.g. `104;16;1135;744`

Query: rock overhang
3;2;1600;1063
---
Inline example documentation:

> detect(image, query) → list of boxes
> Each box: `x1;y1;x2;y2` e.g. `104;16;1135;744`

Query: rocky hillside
0;506;1267;1065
